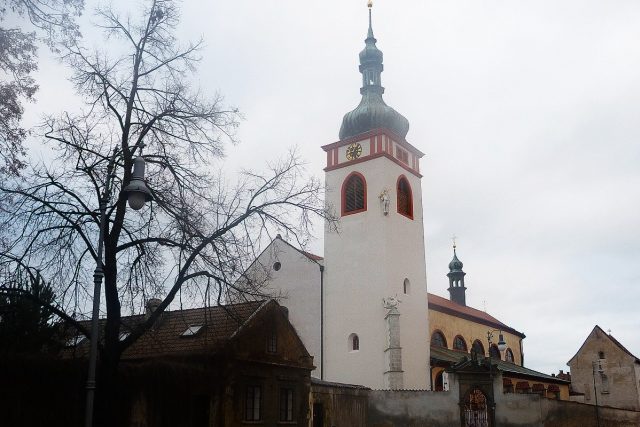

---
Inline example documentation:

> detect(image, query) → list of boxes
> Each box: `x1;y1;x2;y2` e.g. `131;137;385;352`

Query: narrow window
403;278;410;295
453;335;467;352
349;333;360;351
598;351;605;359
601;374;610;394
396;176;413;218
279;388;295;421
430;331;447;348
471;340;485;356
267;331;277;353
245;385;261;421
342;172;366;215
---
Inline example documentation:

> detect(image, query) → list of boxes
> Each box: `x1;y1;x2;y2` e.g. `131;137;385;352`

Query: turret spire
338;3;410;140
447;242;467;306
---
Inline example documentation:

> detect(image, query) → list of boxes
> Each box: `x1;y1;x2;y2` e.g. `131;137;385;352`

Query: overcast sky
20;0;640;376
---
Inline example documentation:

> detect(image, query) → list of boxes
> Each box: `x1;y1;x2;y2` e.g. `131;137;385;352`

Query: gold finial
368;0;373;9
452;234;457;249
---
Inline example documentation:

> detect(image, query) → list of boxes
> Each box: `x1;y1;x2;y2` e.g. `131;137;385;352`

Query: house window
601;374;610;394
245;385;261;421
430;331;447;348
267;331;277;353
598;351;605;359
489;344;501;359
453;335;467;352
403;278;410;295
471;340;485;356
181;325;203;337
396;176;413;218
342;172;366;215
279;388;295;422
349;333;359;351
505;348;515;363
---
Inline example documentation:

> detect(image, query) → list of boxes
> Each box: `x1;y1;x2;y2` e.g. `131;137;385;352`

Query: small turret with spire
447;240;467;306
339;1;410;141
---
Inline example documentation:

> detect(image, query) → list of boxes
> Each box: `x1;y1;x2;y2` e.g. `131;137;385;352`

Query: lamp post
486;330;507;427
84;148;152;427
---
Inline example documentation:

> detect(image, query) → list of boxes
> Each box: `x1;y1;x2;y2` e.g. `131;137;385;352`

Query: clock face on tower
345;142;363;161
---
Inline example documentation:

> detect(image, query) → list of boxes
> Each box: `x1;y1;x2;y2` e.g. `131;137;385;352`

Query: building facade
568;325;640;410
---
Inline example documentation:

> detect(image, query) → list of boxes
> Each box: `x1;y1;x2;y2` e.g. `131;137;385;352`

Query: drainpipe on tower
320;264;324;380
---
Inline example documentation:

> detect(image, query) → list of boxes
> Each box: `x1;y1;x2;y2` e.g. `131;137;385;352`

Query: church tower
322;3;430;390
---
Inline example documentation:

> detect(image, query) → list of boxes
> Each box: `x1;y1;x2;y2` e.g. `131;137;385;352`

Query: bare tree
0;0;84;176
0;0;330;403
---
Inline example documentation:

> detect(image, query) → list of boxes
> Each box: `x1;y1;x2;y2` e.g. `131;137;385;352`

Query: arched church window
396;176;413;219
505;348;515;363
471;340;485;357
453;335;467;352
430;331;447;348
348;333;359;352
342;172;366;215
403;278;410;295
489;344;501;359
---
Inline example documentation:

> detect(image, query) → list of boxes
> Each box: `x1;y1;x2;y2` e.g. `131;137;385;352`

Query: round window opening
273;262;282;271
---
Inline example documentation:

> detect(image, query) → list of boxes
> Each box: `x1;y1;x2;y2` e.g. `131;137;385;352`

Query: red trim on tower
341;171;367;216
321;128;425;158
333;148;338;166
324;152;423;178
327;150;332;167
370;137;375;154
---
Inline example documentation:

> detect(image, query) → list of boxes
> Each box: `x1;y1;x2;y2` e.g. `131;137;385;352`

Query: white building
236;7;430;390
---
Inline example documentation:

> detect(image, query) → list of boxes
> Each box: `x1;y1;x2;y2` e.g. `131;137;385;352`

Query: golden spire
368;0;373;9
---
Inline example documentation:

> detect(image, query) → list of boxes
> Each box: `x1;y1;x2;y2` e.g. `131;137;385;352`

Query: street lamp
485;330;506;427
84;149;152;427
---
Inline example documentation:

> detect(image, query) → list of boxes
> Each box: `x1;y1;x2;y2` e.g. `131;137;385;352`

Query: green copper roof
339;8;409;140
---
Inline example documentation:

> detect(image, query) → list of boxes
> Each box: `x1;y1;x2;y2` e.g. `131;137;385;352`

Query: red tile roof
65;300;267;360
427;293;525;338
301;250;324;261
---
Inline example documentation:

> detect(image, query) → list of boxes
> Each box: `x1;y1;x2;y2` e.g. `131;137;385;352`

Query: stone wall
367;389;640;427
368;390;459;427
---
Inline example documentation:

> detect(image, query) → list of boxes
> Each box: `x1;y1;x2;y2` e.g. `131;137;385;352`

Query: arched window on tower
396;176;413;219
453;335;468;352
471;340;485;357
430;331;447;348
342;172;367;216
348;333;360;352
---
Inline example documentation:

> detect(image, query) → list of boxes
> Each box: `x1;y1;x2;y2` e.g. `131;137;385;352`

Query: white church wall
235;237;323;378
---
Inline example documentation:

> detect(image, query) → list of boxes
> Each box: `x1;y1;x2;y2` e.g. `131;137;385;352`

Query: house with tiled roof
56;299;315;427
568;325;640;410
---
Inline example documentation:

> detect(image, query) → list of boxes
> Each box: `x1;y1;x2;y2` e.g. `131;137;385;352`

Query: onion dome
448;248;464;272
338;7;409;140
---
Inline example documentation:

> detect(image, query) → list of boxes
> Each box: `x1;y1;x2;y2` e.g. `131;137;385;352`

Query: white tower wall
323;134;430;389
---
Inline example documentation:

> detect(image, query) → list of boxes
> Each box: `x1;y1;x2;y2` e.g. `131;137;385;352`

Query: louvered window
397;177;412;218
343;174;365;214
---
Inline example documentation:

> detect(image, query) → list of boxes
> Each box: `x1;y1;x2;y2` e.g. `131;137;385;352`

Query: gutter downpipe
320;265;324;380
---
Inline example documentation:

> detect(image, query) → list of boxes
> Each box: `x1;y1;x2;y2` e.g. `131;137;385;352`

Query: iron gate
463;388;489;427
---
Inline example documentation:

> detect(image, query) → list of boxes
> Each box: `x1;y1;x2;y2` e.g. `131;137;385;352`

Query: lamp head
122;156;153;210
497;333;507;352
